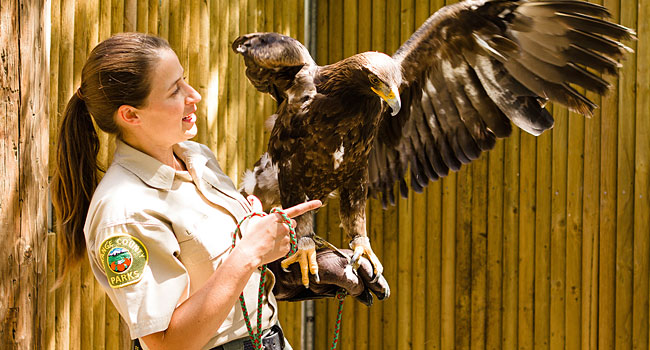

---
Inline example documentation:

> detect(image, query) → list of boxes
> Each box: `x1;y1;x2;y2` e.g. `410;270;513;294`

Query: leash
232;209;348;350
330;289;347;350
232;208;297;350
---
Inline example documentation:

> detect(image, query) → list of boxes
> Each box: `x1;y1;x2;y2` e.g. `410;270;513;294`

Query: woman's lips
182;113;196;123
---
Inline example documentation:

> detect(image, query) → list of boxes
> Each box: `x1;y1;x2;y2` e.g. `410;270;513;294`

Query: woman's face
133;48;201;148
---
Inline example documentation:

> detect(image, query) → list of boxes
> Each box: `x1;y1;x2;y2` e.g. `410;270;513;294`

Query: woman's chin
184;123;198;139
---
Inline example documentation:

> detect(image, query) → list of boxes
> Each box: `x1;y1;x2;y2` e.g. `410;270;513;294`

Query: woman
51;32;321;350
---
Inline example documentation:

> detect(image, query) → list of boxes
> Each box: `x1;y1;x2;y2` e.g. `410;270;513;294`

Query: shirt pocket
174;212;234;266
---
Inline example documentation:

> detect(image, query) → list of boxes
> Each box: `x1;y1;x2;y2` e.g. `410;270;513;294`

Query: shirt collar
172;141;210;182
113;139;211;191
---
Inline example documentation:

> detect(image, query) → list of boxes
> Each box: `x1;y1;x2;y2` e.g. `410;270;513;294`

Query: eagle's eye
368;74;380;86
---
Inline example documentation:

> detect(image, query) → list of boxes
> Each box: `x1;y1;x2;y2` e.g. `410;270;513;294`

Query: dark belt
212;324;285;350
132;324;285;350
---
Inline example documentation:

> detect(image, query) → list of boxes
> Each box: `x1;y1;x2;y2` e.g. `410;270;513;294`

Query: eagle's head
357;52;402;116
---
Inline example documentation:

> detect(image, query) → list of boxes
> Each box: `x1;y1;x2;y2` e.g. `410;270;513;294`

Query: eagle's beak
371;86;401;116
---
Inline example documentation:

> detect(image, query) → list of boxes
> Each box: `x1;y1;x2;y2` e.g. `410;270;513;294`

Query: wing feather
369;0;634;204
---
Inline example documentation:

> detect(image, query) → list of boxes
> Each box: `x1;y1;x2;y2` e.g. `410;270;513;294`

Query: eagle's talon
349;236;384;278
350;248;363;271
370;271;382;284
280;236;318;288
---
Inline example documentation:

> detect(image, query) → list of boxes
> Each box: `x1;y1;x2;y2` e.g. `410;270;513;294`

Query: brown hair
51;32;171;280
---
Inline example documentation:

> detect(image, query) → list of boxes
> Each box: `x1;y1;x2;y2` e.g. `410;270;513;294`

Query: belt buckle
261;324;284;350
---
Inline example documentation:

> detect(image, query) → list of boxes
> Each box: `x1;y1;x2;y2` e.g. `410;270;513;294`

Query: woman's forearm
140;245;260;350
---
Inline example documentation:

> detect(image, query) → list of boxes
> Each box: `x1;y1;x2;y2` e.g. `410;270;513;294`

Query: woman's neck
121;136;186;171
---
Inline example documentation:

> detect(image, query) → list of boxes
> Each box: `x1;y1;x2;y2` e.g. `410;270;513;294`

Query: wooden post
633;2;650;350
0;0;49;349
535;130;552;350
0;0;22;344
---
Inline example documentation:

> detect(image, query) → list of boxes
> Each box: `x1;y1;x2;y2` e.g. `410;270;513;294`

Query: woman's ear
116;105;141;126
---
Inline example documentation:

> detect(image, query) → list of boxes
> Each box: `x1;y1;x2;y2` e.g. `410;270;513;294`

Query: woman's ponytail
50;33;171;282
51;92;101;278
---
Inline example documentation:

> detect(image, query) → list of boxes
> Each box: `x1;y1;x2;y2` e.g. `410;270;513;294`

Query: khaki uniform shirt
84;140;278;349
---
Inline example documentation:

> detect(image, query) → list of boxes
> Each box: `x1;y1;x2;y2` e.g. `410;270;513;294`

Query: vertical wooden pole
535;131;552;350
616;0;638;348
633;1;650;349
582;95;601;350
234;0;247;185
502;129;519;350
455;166;472;350
550;105;568;350
441;173;456;350
111;0;124;33
158;0;169;38
56;0;75;347
471;154;488;350
0;0;21;346
196;0;209;145
215;0;227;163
124;0;136;31
148;0;158;34
49;0;62;175
137;0;148;32
599;0;620;347
427;180;443;350
486;138;504;350
0;0;50;348
518;131;536;350
205;0;219;151
46;2;60;350
225;0;240;179
566;110;585;350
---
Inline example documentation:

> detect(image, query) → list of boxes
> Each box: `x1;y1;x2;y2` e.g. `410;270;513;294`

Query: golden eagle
235;0;634;288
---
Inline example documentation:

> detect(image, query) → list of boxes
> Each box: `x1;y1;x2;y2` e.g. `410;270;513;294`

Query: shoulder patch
99;235;149;288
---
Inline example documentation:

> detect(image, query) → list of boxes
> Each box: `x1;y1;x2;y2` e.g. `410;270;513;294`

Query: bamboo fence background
1;0;648;349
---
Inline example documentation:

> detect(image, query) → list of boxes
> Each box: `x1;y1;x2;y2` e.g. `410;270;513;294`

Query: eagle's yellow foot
281;237;319;288
350;236;384;283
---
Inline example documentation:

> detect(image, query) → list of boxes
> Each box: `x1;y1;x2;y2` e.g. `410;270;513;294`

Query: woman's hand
237;196;321;268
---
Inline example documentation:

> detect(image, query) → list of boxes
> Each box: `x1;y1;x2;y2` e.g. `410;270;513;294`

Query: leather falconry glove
268;248;390;306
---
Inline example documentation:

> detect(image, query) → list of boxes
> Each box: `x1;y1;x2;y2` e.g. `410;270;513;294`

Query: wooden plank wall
9;0;646;349
311;0;649;350
1;0;50;349
45;0;304;349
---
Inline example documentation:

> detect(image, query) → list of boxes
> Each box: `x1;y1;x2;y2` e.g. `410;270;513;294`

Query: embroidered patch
99;235;148;288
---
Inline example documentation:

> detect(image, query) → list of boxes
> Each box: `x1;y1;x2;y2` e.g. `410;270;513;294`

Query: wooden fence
1;0;649;349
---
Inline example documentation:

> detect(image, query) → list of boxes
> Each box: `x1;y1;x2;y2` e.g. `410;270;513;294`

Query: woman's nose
185;84;202;104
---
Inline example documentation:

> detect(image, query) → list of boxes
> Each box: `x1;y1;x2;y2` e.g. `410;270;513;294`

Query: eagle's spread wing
232;32;316;105
368;0;635;207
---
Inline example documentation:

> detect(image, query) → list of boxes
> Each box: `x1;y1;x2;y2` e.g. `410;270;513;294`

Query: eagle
234;0;635;288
